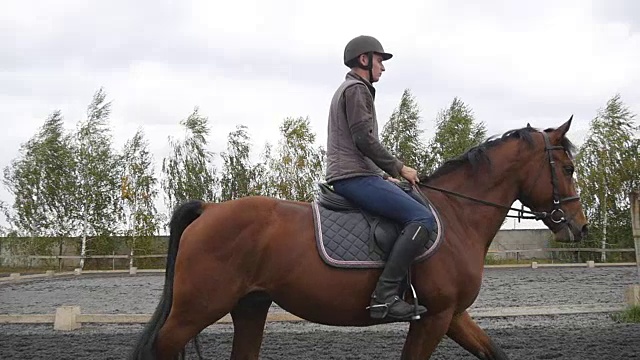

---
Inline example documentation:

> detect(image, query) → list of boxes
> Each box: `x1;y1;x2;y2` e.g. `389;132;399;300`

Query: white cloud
1;0;639;230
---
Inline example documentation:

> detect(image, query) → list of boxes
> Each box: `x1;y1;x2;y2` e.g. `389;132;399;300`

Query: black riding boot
368;222;432;321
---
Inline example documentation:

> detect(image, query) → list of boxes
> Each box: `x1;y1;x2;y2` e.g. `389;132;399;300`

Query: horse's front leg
446;310;510;359
400;309;454;360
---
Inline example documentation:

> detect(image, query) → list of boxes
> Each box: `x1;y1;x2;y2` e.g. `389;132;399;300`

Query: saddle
311;181;444;269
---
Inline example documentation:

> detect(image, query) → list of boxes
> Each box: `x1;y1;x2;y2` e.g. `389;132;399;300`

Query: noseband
418;131;580;224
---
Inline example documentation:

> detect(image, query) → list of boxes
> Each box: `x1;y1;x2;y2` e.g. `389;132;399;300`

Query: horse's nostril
581;224;589;237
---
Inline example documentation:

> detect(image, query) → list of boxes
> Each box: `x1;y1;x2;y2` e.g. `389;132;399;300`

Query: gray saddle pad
311;200;444;269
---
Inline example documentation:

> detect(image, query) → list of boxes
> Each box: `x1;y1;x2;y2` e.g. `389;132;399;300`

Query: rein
415;131;580;224
417;183;547;221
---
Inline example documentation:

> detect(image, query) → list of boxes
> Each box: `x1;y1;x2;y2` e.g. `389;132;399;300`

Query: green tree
575;93;640;261
35;111;79;232
0;201;8;235
121;128;162;268
381;88;427;173
427;97;487;172
2;110;78;262
268;116;325;202
253;142;276;198
3;130;50;239
73;88;123;268
3;127;53;257
161;107;218;212
219;125;262;201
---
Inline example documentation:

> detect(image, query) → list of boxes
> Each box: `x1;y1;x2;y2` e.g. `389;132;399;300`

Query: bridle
538;130;581;223
416;131;581;224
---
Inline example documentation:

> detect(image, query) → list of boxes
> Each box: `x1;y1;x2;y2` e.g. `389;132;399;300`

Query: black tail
129;199;204;360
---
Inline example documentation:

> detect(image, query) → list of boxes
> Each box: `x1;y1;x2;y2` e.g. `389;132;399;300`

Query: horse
130;116;588;360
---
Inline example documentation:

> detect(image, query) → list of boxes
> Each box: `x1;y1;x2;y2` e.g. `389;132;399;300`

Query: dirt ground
0;267;639;359
0;313;638;359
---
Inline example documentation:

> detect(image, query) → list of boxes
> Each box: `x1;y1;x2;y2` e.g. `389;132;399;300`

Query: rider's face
370;53;385;82
360;53;385;82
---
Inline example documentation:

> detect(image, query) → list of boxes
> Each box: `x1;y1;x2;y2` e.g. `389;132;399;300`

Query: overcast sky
1;0;639;230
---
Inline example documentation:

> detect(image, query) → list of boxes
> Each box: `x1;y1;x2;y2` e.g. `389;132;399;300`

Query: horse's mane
419;124;576;183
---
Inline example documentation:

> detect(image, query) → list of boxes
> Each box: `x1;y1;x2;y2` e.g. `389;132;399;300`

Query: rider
325;35;438;322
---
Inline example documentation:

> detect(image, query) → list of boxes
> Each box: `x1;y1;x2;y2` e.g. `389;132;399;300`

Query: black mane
419;125;576;182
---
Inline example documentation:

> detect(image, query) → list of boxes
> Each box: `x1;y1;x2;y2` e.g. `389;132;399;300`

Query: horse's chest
457;273;483;309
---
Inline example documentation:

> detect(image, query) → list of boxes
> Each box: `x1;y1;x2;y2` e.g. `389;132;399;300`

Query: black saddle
311;181;441;267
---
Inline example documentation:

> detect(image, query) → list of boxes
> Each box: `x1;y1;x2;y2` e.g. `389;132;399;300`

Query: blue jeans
331;175;436;231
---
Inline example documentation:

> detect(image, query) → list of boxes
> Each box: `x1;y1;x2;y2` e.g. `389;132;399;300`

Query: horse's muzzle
554;221;588;243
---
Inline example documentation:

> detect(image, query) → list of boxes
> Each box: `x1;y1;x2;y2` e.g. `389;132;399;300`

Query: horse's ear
554;115;573;138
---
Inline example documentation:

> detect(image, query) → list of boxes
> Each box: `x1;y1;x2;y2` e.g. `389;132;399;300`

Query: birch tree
2;110;78;263
267;116;325;202
575;93;640;261
73;88;123;268
161;107;218;212
427;97;487;172
381;88;427;173
219;125;262;200
121;129;162;268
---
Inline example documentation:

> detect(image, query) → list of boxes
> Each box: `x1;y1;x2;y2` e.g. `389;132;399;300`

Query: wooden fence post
626;190;640;306
631;191;640;281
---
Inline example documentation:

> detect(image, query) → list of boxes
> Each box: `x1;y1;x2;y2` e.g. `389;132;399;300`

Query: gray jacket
325;71;404;184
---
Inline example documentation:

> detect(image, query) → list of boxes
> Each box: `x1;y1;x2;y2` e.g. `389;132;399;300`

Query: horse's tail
129;199;204;360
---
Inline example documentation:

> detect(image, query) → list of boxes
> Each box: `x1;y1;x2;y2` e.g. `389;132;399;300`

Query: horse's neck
427;157;522;250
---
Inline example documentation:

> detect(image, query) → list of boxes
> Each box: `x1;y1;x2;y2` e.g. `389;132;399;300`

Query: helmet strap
367;52;373;83
358;51;373;83
356;52;374;83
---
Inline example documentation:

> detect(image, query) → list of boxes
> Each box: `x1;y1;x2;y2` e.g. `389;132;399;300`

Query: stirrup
366;294;424;321
366;295;400;319
407;280;422;320
401;266;424;320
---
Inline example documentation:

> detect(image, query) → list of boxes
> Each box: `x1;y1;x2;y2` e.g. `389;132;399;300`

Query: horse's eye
563;166;574;176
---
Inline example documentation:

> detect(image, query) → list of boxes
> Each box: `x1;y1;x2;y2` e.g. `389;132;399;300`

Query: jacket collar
346;70;376;99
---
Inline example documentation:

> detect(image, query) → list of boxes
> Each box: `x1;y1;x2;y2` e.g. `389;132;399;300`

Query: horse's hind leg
446;310;510;360
155;268;244;360
401;309;454;359
155;311;213;360
230;291;273;360
155;292;237;360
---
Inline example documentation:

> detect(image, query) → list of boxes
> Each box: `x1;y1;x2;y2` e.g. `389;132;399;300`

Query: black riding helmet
343;35;393;82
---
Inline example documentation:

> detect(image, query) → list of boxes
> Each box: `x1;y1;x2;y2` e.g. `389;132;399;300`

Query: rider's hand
399;165;420;185
386;177;401;184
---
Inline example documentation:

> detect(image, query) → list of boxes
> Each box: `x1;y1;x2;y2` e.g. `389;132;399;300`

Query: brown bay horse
130;117;588;359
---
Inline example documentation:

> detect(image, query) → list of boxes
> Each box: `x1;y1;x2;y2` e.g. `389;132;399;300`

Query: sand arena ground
1;266;639;359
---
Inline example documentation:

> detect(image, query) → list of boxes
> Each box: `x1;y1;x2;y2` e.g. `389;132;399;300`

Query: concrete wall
488;229;552;260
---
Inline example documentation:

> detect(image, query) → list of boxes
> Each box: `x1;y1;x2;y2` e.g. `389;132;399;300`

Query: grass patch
611;305;640;323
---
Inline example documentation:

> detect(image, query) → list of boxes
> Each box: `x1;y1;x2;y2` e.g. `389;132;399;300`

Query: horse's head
517;116;588;242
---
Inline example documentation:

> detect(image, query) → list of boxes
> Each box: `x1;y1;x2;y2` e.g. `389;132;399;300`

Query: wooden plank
0;304;626;326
